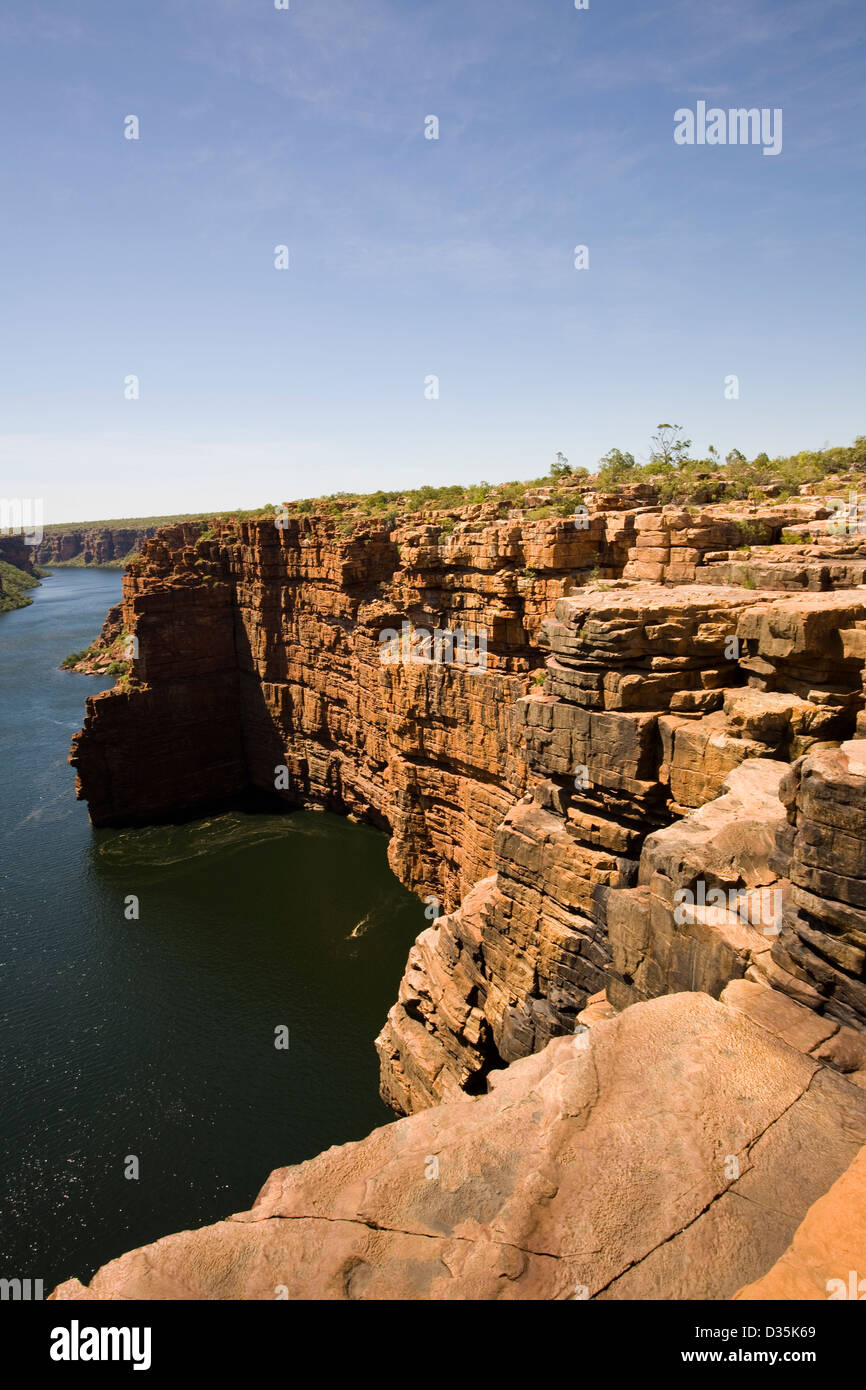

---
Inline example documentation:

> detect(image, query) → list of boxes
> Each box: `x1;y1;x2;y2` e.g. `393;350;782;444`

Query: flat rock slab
51;993;866;1301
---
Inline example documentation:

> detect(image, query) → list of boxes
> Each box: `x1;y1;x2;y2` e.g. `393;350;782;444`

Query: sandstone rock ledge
51;994;866;1301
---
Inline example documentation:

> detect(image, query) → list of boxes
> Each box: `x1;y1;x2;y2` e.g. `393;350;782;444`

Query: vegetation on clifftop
41;431;866;559
266;432;866;524
592;428;866;504
42;511;212;534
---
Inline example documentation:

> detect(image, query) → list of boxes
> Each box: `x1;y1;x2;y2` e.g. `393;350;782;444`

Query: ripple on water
0;570;423;1290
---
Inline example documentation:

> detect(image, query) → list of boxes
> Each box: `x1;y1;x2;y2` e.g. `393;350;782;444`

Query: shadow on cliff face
232;608;394;832
83;784;297;832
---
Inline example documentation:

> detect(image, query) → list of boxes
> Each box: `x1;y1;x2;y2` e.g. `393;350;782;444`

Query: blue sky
1;0;863;522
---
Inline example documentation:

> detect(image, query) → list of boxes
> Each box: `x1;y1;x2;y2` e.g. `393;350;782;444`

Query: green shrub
553;495;579;517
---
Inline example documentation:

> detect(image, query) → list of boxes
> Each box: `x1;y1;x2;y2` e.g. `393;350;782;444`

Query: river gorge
0;569;421;1292
33;489;866;1301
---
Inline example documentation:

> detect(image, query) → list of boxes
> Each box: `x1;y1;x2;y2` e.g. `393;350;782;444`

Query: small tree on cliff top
650;424;692;469
596;448;637;489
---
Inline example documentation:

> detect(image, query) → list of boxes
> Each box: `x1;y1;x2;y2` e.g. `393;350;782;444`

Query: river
0;568;421;1291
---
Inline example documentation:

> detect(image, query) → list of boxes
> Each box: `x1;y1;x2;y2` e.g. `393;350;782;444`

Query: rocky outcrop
50;993;866;1301
379;579;866;1112
607;758;788;1011
604;737;866;1038
61;603;127;673
377;580;772;1109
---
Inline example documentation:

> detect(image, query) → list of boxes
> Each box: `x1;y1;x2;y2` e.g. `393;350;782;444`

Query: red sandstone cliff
70;501;866;1095
35;524;162;567
62;496;866;1298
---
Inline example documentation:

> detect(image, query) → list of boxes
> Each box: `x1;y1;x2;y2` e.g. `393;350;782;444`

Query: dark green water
0;568;422;1291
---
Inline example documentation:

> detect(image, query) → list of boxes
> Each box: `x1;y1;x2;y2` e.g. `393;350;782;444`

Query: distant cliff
33;525;157;568
32;511;218;568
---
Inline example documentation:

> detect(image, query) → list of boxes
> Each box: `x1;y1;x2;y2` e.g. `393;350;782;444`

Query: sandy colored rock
607;760;787;1010
721;978;838;1054
734;1145;866;1300
50;993;866;1302
772;741;866;1030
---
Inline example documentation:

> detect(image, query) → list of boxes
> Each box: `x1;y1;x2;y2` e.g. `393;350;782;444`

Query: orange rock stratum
60;492;866;1298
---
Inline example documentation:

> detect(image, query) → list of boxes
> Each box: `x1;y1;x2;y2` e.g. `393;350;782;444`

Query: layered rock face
34;525;160;567
772;741;866;1030
606;739;866;1038
64;498;866;1298
380;580;866;1110
69;507;866;1114
72;516;539;904
68;507;633;892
